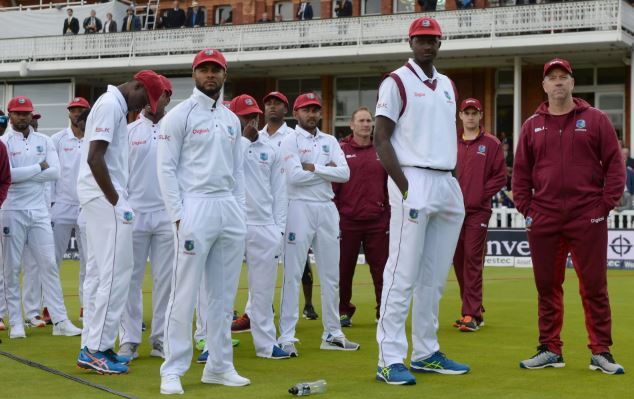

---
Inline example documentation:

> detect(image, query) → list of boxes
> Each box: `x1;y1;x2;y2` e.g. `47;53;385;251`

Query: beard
196;82;222;100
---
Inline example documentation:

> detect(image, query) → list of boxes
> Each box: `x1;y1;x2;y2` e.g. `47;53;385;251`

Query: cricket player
374;17;469;385
231;94;289;359
278;92;359;356
158;48;249;395
1;96;82;339
453;98;506;332
118;75;174;360
513;58;625;374
0;138;11;332
76;70;164;374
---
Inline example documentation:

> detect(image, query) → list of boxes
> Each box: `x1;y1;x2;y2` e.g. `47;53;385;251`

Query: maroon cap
263;91;289;107
67;97;90;109
159;75;173;96
293;92;321;111
409;17;442;38
133;70;164;114
460;98;482;112
230;94;263;116
192;48;227;71
543;58;573;77
32;112;41;120
7;96;34;112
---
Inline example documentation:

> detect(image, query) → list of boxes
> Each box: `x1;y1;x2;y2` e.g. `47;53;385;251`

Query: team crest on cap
307;93;315;99
422;19;430;27
322;145;330;153
288;232;296;242
576;119;586;129
260;152;268;161
245;98;254;106
18;98;25;104
205;49;214;55
74;97;80;102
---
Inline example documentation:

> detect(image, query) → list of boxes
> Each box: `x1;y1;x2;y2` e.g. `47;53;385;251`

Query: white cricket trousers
161;195;246;377
377;168;464;367
194;278;207;343
21;245;43;319
246;224;282;357
1;208;69;328
81;196;134;352
278;200;342;344
119;209;174;346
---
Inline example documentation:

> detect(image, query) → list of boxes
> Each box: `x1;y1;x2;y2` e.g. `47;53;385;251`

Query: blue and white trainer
270;345;291;360
589;353;625;375
77;347;129;374
376;363;416;385
519;345;565;369
197;350;208;364
411;351;470;374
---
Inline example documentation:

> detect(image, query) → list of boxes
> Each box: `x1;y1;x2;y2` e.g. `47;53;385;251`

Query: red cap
133;70;164;114
7;96;34;113
159;75;173;96
222;100;232;108
67;97;90;109
263;91;289;107
409;17;442;38
460;98;482;112
230;94;263;116
192;48;227;71
32;112;41;120
543;58;573;77
293;92;321;111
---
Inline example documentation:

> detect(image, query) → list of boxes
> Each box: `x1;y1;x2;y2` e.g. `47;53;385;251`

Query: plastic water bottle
288;380;327;396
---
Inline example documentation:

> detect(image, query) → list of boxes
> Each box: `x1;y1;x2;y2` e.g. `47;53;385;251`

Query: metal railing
0;0;625;64
489;208;634;229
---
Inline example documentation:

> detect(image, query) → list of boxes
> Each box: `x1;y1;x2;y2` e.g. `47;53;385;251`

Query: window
215;5;232;25
277;78;322;128
334;76;380;138
495;69;513;140
362;0;381;15
275;1;293;21
597;93;624;140
598;67;626;85
12;81;73;136
394;0;415;13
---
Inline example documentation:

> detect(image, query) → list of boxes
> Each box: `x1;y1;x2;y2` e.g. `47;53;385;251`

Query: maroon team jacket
456;129;507;215
333;135;389;229
512;98;625;218
0;141;10;206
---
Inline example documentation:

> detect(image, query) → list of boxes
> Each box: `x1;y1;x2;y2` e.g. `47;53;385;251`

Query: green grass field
1;262;632;398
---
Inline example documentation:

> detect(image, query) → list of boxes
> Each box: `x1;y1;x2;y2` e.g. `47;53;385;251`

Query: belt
413;166;454;174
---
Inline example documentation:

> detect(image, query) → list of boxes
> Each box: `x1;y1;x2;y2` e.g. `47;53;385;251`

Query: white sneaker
150;342;165;358
27;316;46;328
118;342;140;359
10;323;26;339
52;319;82;336
320;334;360;351
201;369;250;387
160;375;184;395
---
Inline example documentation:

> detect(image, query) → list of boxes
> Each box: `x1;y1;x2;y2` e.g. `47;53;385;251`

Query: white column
513;56;522;152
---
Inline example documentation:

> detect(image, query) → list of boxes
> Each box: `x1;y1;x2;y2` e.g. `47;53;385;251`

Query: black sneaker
302;304;319;320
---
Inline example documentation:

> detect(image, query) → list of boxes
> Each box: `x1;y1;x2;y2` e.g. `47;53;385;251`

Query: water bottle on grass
288;379;327;396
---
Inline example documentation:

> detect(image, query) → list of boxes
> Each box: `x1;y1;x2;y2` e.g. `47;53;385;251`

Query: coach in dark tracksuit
453;98;506;332
334;107;389;326
513;58;625;374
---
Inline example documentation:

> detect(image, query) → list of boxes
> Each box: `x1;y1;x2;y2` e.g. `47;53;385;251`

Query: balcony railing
0;0;626;64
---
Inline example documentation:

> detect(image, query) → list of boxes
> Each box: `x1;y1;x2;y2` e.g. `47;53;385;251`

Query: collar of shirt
65;127;82;141
261;122;289;138
6;126;34;140
407;58;438;82
295;125;323;139
192;87;218;110
139;111;160;127
107;84;128;114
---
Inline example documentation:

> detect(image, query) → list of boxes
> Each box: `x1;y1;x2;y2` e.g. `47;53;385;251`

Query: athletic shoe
280;342;299;357
302;304;318;320
519;345;565;369
411;351;470;374
270;345;291;360
104;349;132;365
459;315;479;332
160;375;184;395
376;363;416;385
340;314;352;327
118;343;140;360
196;338;206;351
320;334;360;351
589;353;625;375
27;315;46;328
77;347;129;374
10;323;26;339
52;319;82;336
232;338;240;347
79;307;83;322
0;318;5;331
452;316;464;328
232;310;239;320
42;307;52;325
231;313;250;333
150;342;165;358
201;369;250;386
197;350;208;364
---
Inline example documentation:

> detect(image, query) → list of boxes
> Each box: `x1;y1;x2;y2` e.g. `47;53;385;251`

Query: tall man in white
158;48;249;395
374;17;469;385
1;96;82;339
76;70;164;375
119;75;174;360
278;93;359;356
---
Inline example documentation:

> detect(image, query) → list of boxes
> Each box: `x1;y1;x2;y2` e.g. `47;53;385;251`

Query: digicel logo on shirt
192;128;210;135
131;140;147;146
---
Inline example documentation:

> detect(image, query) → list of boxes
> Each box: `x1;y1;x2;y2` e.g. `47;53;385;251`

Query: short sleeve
88;100;117;144
375;77;402;123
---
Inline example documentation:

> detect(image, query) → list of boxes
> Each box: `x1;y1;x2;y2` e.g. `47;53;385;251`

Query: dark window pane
597;67;625;85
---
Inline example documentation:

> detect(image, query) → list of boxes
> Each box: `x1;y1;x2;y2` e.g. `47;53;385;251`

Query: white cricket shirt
376;59;458;170
51;127;83;206
260;122;294;148
280;126;349;202
157;88;245;223
1;126;60;210
76;85;129;205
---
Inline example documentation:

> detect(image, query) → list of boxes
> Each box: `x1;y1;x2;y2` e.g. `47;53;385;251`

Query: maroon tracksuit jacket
513;98;625;354
0;141;11;206
333;135;389;318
